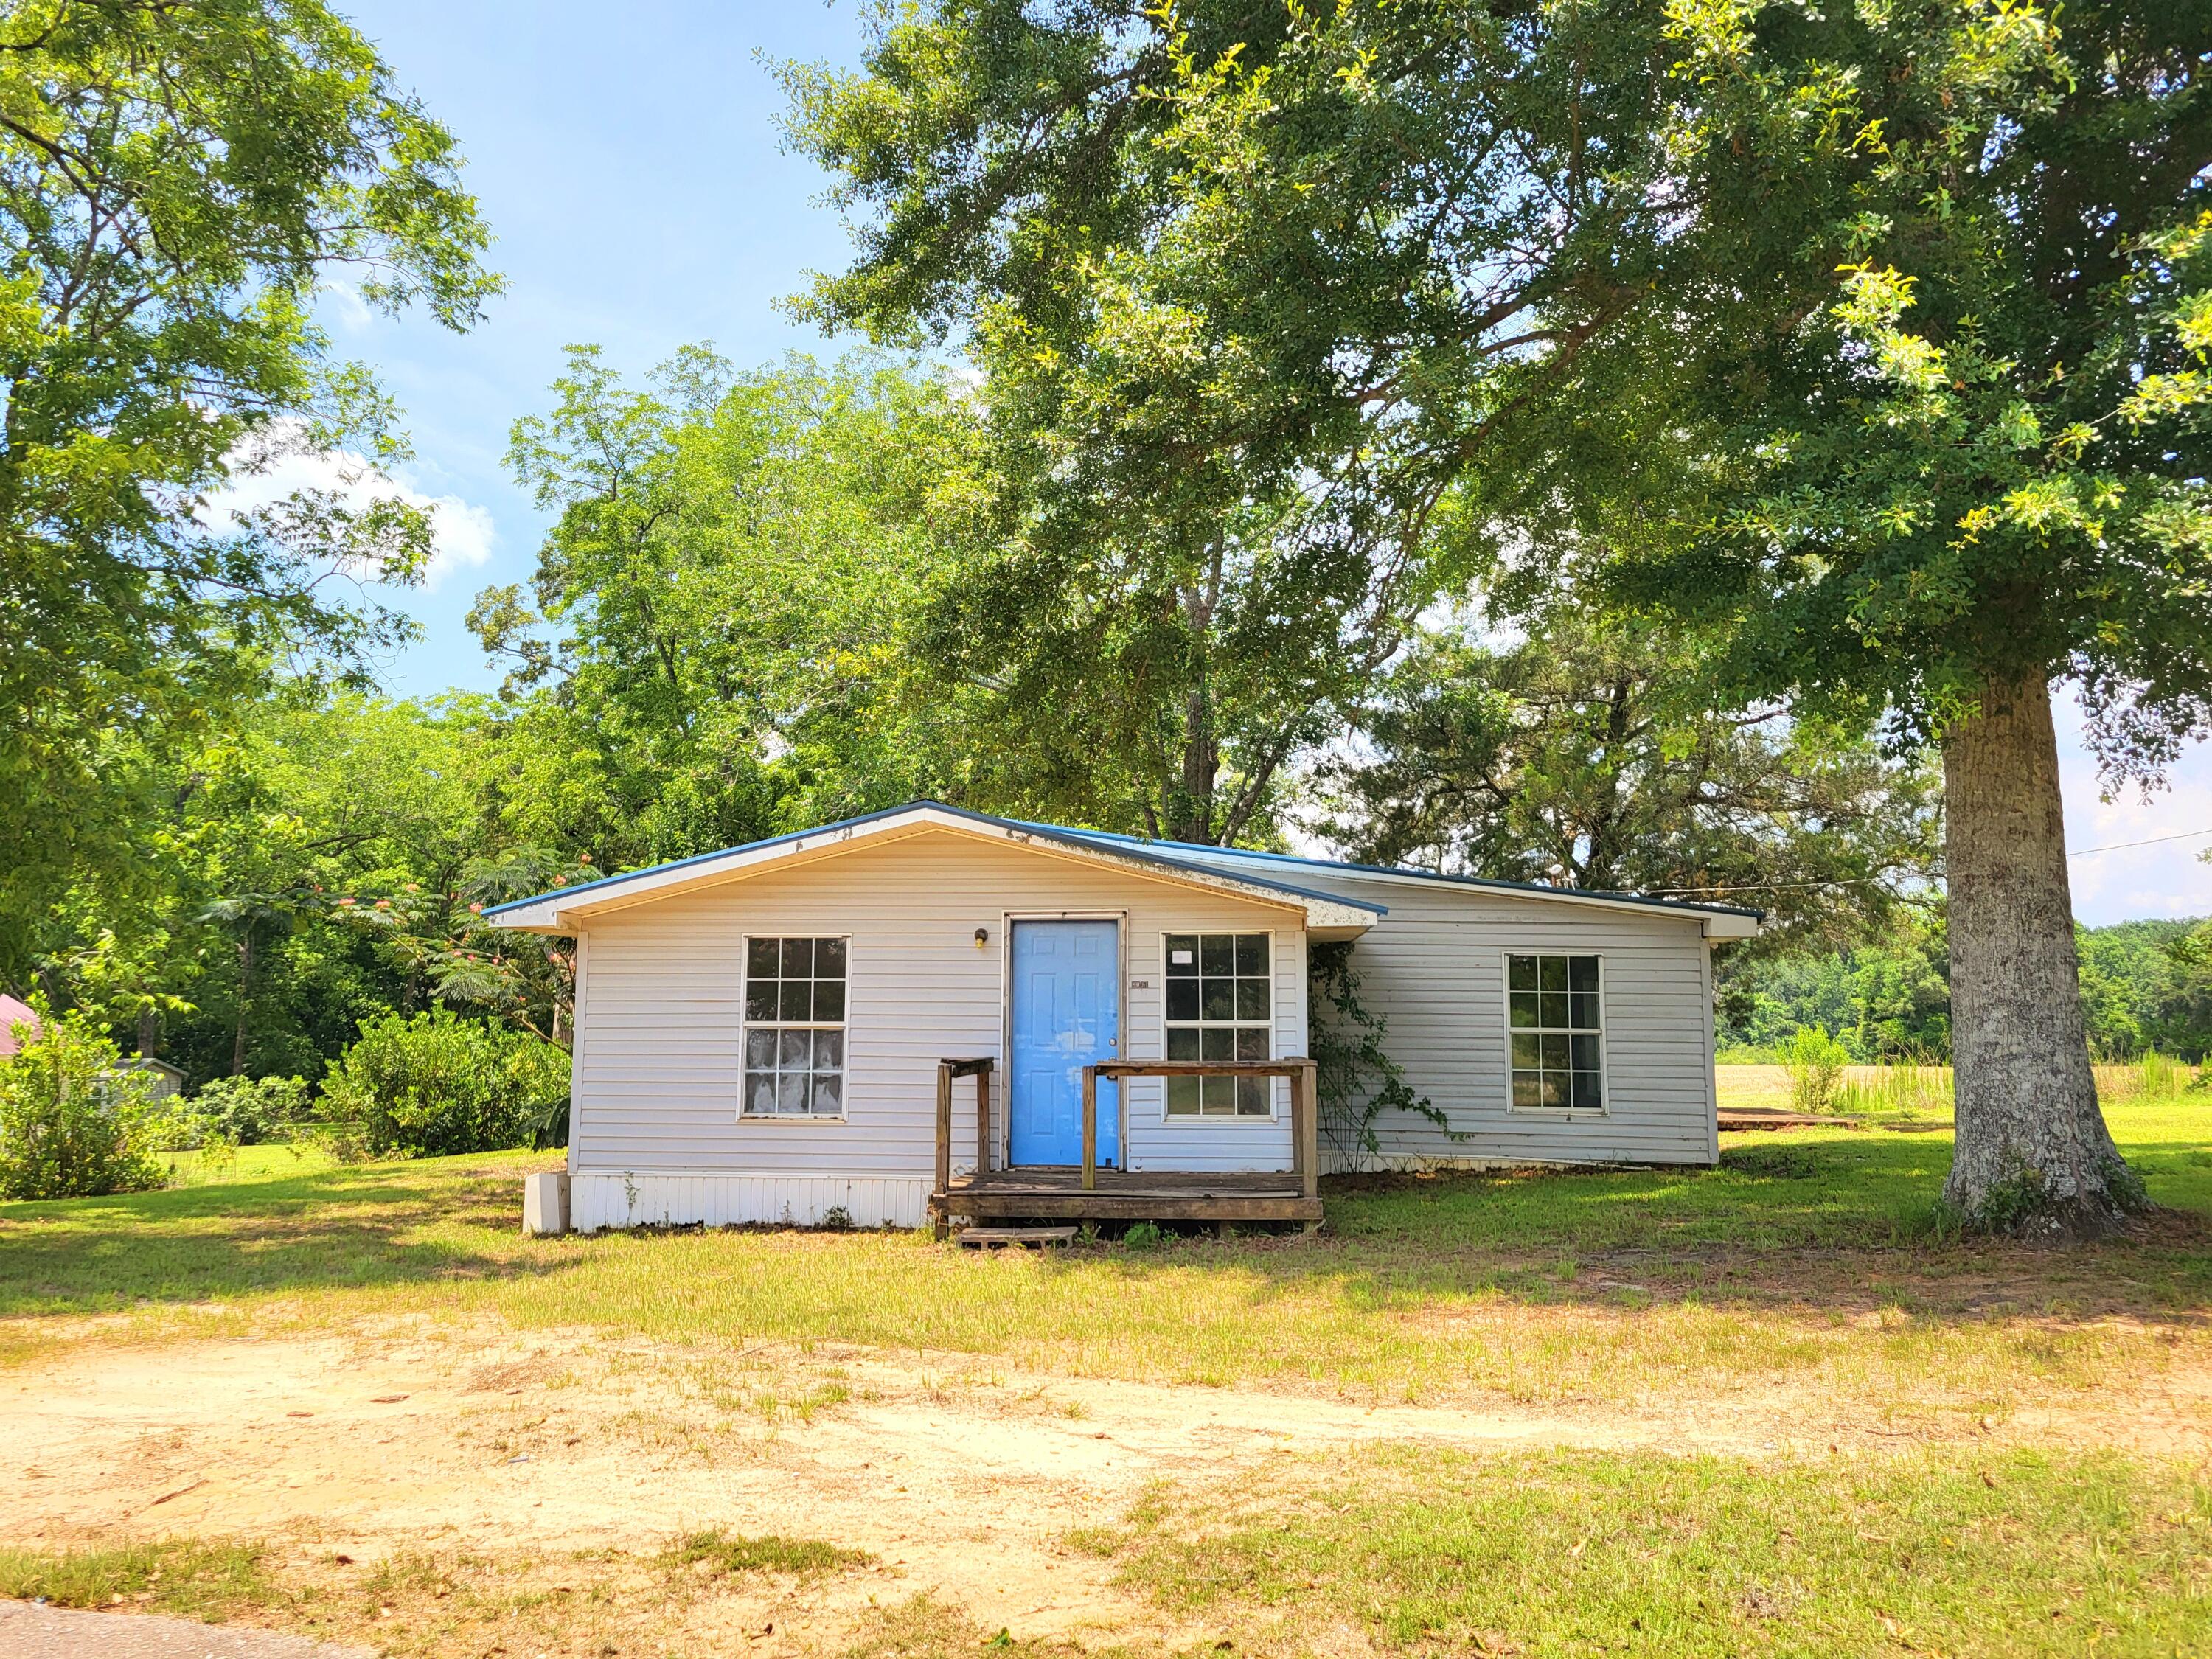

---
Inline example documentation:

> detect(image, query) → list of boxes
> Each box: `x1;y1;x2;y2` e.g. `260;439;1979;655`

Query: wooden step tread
954;1225;1079;1248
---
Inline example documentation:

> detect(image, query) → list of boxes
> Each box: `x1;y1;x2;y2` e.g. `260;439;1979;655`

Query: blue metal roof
1033;824;1767;922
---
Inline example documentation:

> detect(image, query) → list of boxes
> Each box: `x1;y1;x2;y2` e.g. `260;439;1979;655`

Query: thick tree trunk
1941;673;2141;1238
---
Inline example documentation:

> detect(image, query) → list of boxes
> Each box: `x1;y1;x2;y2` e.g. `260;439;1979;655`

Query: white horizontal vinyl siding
571;830;1304;1184
1287;875;1718;1170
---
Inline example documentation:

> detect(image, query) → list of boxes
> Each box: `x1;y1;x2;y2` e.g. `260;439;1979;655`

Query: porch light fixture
974;927;990;948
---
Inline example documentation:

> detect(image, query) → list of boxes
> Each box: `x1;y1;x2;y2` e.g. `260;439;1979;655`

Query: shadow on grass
0;1156;572;1318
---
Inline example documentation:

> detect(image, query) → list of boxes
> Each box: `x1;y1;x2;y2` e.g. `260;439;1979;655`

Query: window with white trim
1507;953;1604;1112
742;936;847;1117
1164;932;1271;1116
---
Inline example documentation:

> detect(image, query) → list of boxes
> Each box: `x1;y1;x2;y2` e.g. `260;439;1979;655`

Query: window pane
1540;956;1569;992
1166;935;1199;973
1540;1071;1568;1110
1508;954;1538;991
745;1071;777;1116
1234;934;1267;975
813;980;846;1022
745;1028;776;1068
1542;1033;1571;1071
1569;992;1599;1031
1236;1076;1269;1116
1234;1026;1267;1062
1166;1076;1201;1115
815;936;847;978
1511;1032;1540;1068
1509;992;1540;1029
1201;1026;1235;1062
777;1072;810;1115
1201;1074;1237;1114
1235;978;1270;1020
1512;1071;1542;1110
779;938;811;978
1568;956;1599;993
813;1071;844;1114
746;937;781;979
1201;979;1235;1020
814;1029;844;1069
1571;1034;1601;1071
1571;1071;1604;1110
1540;990;1568;1029
745;984;779;1021
779;979;813;1021
1166;1026;1200;1061
1166;979;1200;1020
779;1029;813;1069
1200;935;1234;976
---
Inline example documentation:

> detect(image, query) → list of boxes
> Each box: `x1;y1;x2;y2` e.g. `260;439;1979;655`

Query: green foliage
164;1074;310;1150
1307;940;1446;1168
661;1529;866;1579
1783;1026;1852;1116
0;1001;164;1199
1322;613;1939;947
316;1008;568;1160
0;1536;274;1621
1119;1220;1166;1251
0;0;498;972
488;349;996;847
1719;912;1953;1060
782;1;1688;841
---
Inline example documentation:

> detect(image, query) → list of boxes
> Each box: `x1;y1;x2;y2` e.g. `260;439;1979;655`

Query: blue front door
1009;920;1119;1167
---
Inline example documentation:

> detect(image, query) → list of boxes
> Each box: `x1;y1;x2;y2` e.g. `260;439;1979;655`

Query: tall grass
1832;1062;1952;1121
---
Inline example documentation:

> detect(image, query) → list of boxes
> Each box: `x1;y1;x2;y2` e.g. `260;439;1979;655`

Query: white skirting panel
568;1171;932;1233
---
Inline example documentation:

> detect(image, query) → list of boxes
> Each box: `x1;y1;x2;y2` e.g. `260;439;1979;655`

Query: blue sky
332;1;2210;924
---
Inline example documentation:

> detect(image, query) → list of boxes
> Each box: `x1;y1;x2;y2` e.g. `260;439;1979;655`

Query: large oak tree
787;0;2209;1237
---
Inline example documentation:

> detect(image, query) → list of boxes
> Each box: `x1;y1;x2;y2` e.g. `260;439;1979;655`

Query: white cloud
207;435;496;594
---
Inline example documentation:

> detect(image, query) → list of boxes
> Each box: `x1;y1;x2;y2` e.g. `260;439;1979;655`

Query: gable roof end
483;801;1384;935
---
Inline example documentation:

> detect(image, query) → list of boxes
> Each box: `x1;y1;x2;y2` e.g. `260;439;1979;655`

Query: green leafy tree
1318;613;1940;947
0;0;498;976
787;0;2206;1234
486;349;999;844
780;0;1677;841
1571;0;2210;1234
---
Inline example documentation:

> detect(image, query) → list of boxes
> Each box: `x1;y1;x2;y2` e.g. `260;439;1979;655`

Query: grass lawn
3;1096;2208;1409
1079;1443;2212;1658
1;1085;2208;1657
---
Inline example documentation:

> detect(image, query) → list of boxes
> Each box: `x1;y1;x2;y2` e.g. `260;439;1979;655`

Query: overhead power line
1639;827;2208;899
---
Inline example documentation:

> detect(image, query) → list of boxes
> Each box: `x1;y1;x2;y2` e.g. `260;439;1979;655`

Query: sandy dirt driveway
4;1322;2208;1656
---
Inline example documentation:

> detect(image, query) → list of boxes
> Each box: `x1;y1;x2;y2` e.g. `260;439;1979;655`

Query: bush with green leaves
0;1003;167;1199
316;1009;568;1159
1784;1026;1854;1116
161;1074;310;1150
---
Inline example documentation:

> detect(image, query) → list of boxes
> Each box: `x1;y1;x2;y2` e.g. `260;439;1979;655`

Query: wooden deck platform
931;1167;1324;1225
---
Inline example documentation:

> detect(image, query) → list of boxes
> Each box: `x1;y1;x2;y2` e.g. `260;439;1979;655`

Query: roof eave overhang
486;807;1380;936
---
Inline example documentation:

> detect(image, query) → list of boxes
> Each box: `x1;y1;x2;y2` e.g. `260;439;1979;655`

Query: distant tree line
1719;914;2212;1063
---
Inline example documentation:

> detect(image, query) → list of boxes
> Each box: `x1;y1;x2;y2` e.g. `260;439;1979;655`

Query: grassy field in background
3;1094;2208;1408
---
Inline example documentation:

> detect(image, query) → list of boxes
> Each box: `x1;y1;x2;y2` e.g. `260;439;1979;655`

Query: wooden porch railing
934;1057;995;1202
1082;1060;1321;1199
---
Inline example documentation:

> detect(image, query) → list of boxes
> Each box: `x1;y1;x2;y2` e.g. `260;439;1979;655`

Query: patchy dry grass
1;1102;2208;1416
1077;1443;2212;1658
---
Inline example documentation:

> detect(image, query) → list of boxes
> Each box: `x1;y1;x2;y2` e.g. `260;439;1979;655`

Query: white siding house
489;802;1759;1231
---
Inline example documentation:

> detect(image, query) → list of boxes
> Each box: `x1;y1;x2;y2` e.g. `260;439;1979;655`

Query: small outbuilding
0;994;40;1059
488;802;1759;1234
